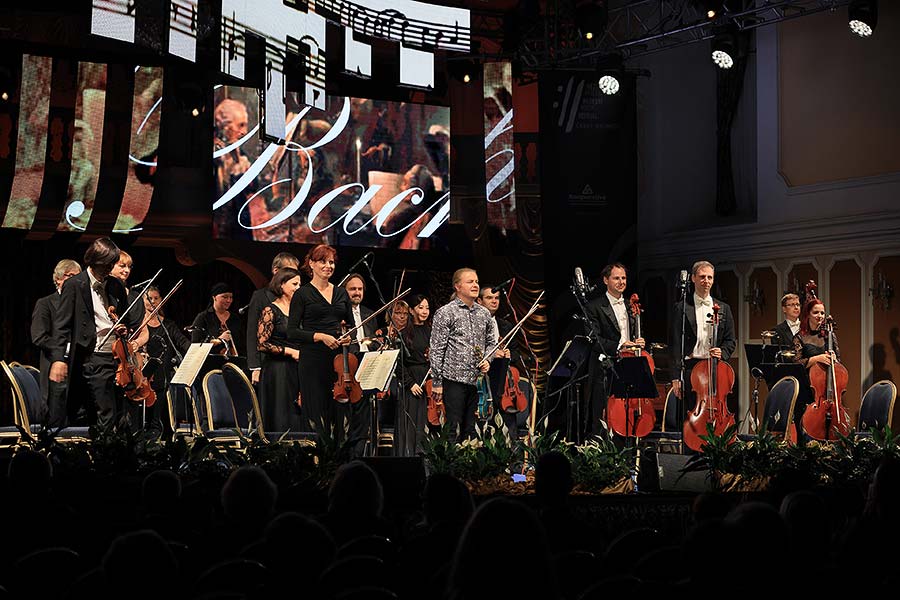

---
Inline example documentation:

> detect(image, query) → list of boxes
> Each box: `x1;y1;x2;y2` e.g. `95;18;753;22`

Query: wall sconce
744;279;765;314
869;270;894;311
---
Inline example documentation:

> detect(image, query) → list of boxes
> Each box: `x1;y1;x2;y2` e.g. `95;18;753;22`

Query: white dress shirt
351;304;368;349
87;268;115;353
787;319;800;337
691;293;714;358
606;291;630;349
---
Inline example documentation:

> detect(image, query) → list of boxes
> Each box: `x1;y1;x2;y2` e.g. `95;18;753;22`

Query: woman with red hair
793;297;841;370
287;244;354;438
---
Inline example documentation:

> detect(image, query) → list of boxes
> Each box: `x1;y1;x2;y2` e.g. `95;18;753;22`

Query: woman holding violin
257;267;302;433
398;294;432;456
793;296;850;440
287;245;354;438
131;285;192;436
190;282;245;357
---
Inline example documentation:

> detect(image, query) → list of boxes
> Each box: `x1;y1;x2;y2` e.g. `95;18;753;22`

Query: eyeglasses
784;303;801;307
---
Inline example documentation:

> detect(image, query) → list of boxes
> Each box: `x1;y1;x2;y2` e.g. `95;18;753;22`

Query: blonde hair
452;268;477;287
52;259;81;285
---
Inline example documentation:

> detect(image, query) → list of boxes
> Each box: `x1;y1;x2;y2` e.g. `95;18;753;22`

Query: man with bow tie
772;293;802;348
48;237;138;430
584;263;645;438
671;261;737;415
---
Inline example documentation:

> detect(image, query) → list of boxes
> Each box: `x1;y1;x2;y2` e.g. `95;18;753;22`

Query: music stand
548;335;592;443
744;343;781;389
609;356;658;448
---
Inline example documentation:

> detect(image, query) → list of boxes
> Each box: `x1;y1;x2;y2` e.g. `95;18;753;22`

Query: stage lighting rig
848;0;877;38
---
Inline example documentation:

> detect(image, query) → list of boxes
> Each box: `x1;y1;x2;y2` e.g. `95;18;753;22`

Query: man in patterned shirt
429;268;496;442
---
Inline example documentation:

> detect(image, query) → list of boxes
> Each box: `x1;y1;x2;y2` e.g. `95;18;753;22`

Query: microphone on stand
338;252;375;287
131;277;154;289
751;367;765;380
184;326;204;333
574;267;589;299
237;303;251;315
491;278;514;293
678;269;689;290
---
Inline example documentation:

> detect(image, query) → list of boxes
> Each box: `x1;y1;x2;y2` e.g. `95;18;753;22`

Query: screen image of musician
429;268;496;442
212;87;450;250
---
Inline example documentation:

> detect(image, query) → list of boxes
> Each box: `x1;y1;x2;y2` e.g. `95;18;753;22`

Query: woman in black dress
190;282;245;357
399;294;432;455
257;267;302;433
134;285;192;437
287;245;353;438
793;297;842;417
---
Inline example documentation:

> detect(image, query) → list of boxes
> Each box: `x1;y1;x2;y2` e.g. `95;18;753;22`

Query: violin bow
479;291;544;367
338;288;412;343
129;279;184;343
97;269;163;350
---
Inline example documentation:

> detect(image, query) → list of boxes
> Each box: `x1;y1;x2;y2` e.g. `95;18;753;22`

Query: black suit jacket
49;270;133;364
773;320;795;348
671;296;736;371
31;292;59;401
584;294;635;360
246;287;276;370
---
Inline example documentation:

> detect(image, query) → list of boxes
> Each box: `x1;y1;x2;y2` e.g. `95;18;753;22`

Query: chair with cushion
167;385;203;439
737;375;799;443
201;370;242;445
857;380;898;439
2;361;89;443
221;362;266;442
0;361;25;446
641;387;683;453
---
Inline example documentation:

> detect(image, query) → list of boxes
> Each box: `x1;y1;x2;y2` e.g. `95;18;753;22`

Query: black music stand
609;356;658;448
547;335;592;444
744;343;781;389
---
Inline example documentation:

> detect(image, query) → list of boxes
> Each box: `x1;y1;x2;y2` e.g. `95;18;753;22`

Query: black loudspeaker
361;457;426;513
638;448;712;493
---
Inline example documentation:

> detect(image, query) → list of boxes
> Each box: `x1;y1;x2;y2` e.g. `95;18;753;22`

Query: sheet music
356;349;400;391
171;343;215;386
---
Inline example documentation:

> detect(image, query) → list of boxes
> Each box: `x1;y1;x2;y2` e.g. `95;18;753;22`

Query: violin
683;303;735;451
108;306;157;407
421;349;445;427
801;315;850;440
606;294;656;438
333;321;363;404
499;361;528;414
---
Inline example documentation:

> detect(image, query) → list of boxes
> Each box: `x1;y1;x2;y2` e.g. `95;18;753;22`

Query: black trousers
78;350;119;430
47;379;70;429
348;392;373;458
443;379;478;442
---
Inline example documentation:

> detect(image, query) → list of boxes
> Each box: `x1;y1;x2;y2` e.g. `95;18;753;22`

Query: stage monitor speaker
638;448;712;493
361;456;426;513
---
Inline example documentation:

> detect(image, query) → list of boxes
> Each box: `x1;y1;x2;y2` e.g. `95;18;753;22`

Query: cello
800;314;850;440
606;294;656;438
683;303;736;451
333;321;363;404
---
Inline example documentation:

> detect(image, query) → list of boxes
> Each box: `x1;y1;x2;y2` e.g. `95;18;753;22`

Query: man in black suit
49;237;138;430
671;260;737;416
772;293;802;348
344;273;378;457
583;263;644;438
31;259;82;428
246;252;299;385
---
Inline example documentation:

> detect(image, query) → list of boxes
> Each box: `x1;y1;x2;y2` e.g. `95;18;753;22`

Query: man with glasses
773;293;802;348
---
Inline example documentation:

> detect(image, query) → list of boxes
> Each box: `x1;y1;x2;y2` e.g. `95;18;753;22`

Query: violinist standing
429;269;496;443
671;261;736;417
31;259;81;428
131;285;192;437
190;282;245;357
477;286;522;440
257;268;302;434
287;245;354;439
344;273;377;457
584;264;644;438
48;238;137;430
792;297;841;418
398;294;431;456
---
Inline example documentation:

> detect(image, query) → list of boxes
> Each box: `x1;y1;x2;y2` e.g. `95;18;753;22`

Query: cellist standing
671;261;736;429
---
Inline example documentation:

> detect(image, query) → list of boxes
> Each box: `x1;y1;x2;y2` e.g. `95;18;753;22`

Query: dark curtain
716;40;749;217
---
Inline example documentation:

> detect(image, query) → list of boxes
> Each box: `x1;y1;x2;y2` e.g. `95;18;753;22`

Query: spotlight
699;1;722;19
598;74;619;95
175;82;206;118
575;0;608;42
449;58;480;84
848;0;877;37
596;56;623;96
711;31;738;70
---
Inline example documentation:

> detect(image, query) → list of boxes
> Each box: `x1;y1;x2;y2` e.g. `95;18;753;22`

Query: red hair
301;244;337;278
799;298;825;335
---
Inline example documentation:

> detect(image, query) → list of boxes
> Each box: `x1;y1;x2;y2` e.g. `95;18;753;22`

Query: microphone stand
571;280;618;445
678;276;690;445
748;372;762;434
361;258;388;456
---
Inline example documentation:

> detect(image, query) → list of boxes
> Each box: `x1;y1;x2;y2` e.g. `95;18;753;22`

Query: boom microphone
237;303;251;315
491;278;514;293
574;267;587;295
338;252;375;287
